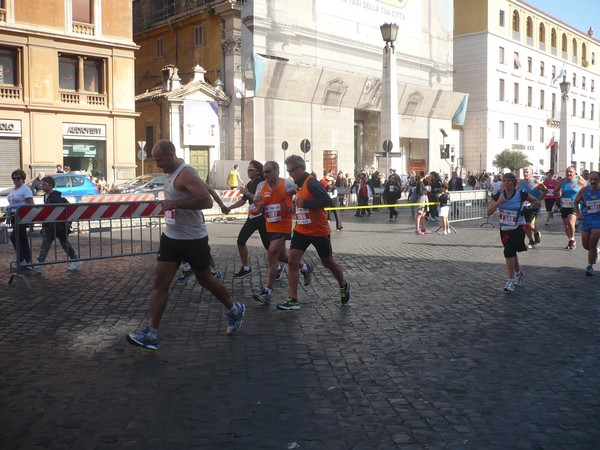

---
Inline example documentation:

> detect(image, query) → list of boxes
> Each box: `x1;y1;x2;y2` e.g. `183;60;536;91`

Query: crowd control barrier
9;201;165;289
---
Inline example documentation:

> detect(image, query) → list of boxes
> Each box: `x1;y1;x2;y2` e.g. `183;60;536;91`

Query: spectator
382;172;402;221
31;172;45;196
351;172;372;217
56;164;64;173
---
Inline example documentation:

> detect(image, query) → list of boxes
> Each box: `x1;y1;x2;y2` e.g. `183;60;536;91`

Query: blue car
0;172;99;203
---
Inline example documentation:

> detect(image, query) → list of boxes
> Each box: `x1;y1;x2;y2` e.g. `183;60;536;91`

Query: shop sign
0;119;22;136
63;123;106;140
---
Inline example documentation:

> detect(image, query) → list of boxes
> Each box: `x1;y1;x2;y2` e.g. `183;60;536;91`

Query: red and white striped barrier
16;201;164;224
83;194;156;203
221;190;242;199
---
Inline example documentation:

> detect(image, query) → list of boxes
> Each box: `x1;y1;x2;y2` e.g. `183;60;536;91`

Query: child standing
437;185;451;235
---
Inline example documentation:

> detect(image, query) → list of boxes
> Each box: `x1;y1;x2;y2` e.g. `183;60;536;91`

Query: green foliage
492;149;531;173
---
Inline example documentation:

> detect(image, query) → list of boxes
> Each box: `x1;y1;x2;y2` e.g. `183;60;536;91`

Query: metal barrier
447;190;492;225
9;201;165;288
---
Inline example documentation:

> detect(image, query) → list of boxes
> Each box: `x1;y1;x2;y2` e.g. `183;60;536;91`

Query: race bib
248;203;262;218
164;209;176;225
295;207;311;225
561;198;574;208
265;204;282;222
499;209;517;226
546;188;554;196
586;199;600;214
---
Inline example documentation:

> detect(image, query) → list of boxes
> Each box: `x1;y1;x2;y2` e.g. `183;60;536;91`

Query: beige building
454;0;600;174
0;0;138;188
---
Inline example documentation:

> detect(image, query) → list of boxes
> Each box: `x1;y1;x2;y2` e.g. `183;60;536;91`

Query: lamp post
558;76;571;173
380;23;401;174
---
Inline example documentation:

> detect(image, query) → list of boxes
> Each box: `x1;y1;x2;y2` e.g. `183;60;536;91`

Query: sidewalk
0;211;598;449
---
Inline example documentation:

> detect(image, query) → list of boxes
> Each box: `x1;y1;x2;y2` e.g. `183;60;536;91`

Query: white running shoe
67;261;83;271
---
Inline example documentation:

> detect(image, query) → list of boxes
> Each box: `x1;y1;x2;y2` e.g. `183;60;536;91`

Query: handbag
0;223;9;245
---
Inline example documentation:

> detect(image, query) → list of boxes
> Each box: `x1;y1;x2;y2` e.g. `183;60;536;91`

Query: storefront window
62;139;106;178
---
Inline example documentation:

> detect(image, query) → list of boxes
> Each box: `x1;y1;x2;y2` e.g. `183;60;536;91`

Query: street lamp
380;23;401;174
558;76;571;173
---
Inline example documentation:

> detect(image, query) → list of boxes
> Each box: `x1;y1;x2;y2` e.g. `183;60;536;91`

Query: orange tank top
261;178;293;234
294;175;331;237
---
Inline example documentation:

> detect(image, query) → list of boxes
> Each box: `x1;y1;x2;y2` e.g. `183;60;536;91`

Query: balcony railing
72;21;95;36
539;42;546;52
0;86;22;101
60;91;107;107
0;8;6;22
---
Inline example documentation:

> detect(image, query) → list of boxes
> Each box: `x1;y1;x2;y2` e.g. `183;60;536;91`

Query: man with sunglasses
279;155;351;310
573;171;600;276
252;161;313;304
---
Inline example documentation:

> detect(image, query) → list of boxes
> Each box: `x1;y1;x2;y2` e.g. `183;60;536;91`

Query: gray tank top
164;164;207;240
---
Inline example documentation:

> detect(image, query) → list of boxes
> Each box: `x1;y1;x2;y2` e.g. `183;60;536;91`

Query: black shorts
500;225;527;258
290;230;332;259
267;232;291;242
237;215;269;250
544;198;556;212
157;234;211;270
522;207;539;223
561;207;575;219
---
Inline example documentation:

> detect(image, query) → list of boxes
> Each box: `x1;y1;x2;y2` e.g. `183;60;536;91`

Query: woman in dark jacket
382;173;402;221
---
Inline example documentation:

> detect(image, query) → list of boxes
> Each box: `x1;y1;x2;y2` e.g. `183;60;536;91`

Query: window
540;89;545;109
527;86;532;107
592;80;595;93
540;61;545;77
156;38;164;58
572;73;577;87
0;46;20;86
582;76;586;90
572;98;576;116
499;47;505;64
527;57;532;73
512;11;520;39
59;54;104;93
562;33;568;59
552;93;557;115
591;135;594;149
527;125;532;142
194;26;203;47
499;120;505;139
582;101;586;118
73;0;92;23
582;134;586;148
551;65;556;79
593;52;596;64
513;82;519;104
499;10;505;27
591;104;595;120
514;123;519;140
526;17;534;45
551;29;557;53
540;127;545;143
539;23;546;50
514;52;521;69
499;78;505;101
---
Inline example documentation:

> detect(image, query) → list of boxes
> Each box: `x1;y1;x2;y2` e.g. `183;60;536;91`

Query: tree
492;149;531;173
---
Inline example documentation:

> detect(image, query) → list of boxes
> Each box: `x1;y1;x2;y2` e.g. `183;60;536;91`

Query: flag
552;65;566;84
546;136;555;149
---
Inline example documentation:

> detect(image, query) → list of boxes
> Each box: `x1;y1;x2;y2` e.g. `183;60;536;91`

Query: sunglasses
12;176;22;180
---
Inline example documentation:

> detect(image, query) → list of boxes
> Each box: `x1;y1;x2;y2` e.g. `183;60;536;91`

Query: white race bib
561;198;574;208
164;209;176;225
295;207;311;225
265;204;282;222
499;209;517;226
586;199;600;214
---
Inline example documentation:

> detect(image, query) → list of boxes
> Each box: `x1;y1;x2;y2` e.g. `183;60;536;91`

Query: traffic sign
281;141;289;151
300;139;311;153
382;140;393;153
137;150;147;161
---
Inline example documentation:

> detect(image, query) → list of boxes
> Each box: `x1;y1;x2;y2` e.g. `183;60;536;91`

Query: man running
574;171;600;276
252;161;313;304
555;166;587;249
517;167;547;248
277;154;350;310
126;140;245;350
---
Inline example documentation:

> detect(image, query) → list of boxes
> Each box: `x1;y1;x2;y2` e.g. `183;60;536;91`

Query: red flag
546;136;555;149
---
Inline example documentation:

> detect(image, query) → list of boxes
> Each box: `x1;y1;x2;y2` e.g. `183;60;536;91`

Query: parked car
109;173;166;198
0;172;99;205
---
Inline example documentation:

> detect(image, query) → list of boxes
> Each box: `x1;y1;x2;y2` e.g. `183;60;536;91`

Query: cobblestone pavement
1;207;599;449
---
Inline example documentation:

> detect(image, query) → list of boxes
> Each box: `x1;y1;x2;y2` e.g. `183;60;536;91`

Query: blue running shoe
340;281;351;305
177;268;194;284
227;303;245;335
275;264;285;281
513;270;525;286
302;263;313;286
586;265;594;276
126;327;159;350
276;297;300;311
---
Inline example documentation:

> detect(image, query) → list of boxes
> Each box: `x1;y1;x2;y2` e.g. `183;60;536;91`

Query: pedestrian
414;172;431;234
437;184;451;235
5;169;35;268
486;173;541;293
127;140;245;350
448;171;464;217
31;172;45;196
227;164;244;189
517;167;547;248
573;171;600;276
33;176;83;273
428;171;442;222
56;164;64;173
325;177;342;231
351;172;372;217
382;172;402;221
251;161;313;304
555;166;587;249
279;154;350;310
